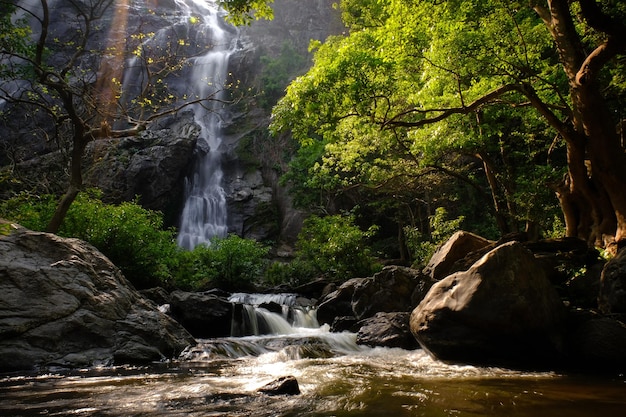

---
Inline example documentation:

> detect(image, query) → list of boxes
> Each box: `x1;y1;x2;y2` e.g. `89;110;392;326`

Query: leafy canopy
270;0;574;235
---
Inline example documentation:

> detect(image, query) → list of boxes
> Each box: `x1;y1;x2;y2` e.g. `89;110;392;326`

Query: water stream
2;294;625;416
176;0;236;250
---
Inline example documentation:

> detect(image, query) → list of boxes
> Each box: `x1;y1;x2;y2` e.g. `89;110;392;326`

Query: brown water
1;331;625;417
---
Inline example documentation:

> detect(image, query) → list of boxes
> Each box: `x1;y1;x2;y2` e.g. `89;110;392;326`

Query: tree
0;0;233;232
262;0;626;251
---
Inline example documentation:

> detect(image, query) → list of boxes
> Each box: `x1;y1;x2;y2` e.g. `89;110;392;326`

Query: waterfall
229;293;320;337
176;0;237;250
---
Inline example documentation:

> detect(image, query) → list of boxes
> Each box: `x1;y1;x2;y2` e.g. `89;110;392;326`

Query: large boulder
411;241;567;369
0;224;195;372
356;312;420;350
423;231;493;280
598;248;626;314
316;278;364;325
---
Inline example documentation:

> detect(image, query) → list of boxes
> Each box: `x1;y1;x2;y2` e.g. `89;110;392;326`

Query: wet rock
423;231;493;280
317;266;430;325
0;225;195;372
598;248;626;314
257;376;301;396
352;266;430;320
411;242;567;369
566;310;626;372
331;316;359;333
316;278;363;325
356;312;419;350
259;301;283;315
169;291;233;338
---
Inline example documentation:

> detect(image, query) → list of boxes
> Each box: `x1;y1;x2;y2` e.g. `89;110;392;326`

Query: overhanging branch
381;84;519;129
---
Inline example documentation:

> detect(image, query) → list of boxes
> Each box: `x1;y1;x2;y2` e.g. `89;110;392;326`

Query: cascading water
176;0;236;250
181;293;362;361
228;293;320;337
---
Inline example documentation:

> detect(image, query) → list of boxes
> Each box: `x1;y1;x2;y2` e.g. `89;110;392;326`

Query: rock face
84;113;199;224
410;241;567;368
598;248;626;314
0;224;195;372
316;266;430;326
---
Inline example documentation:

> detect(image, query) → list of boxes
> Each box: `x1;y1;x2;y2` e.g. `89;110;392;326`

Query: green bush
263;258;318;288
191;234;269;291
0;192;57;231
295;214;381;280
0;190;179;289
1;192;275;292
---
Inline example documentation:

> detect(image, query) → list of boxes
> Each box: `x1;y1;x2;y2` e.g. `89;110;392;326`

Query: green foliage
279;139;327;209
259;42;308;109
0;192;273;291
0;190;178;289
269;0;585;248
295;214;381;280
219;0;275;25
189;235;270;291
0;3;33;61
404;207;465;266
263;259;318;288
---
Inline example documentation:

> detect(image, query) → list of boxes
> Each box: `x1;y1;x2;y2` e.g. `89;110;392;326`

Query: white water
229;293;320;337
176;0;237;250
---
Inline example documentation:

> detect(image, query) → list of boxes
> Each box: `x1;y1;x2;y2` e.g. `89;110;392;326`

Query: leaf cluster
179;235;270;291
295;213;381;280
0;190;178;289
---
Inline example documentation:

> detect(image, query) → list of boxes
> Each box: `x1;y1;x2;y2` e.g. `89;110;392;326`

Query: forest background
1;0;625;292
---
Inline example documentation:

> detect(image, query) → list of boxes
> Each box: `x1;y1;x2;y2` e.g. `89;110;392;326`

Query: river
1;296;625;416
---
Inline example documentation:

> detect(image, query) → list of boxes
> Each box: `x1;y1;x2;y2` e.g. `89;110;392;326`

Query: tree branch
381;84;519;129
576;0;626;85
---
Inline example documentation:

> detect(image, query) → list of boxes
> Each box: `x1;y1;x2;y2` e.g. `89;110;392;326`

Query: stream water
1;295;625;416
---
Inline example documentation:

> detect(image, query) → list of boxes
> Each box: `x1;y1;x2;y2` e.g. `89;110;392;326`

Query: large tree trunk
535;0;626;252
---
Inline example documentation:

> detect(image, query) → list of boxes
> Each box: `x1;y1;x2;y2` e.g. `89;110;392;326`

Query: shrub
263;258;318;288
0;190;179;289
295;214;381;280
197;234;270;291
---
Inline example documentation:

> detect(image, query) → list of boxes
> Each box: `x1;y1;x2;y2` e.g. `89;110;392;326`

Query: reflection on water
1;333;625;417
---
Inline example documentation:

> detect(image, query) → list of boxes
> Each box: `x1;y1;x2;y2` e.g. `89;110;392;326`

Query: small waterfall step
228;293;319;337
178;292;362;362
